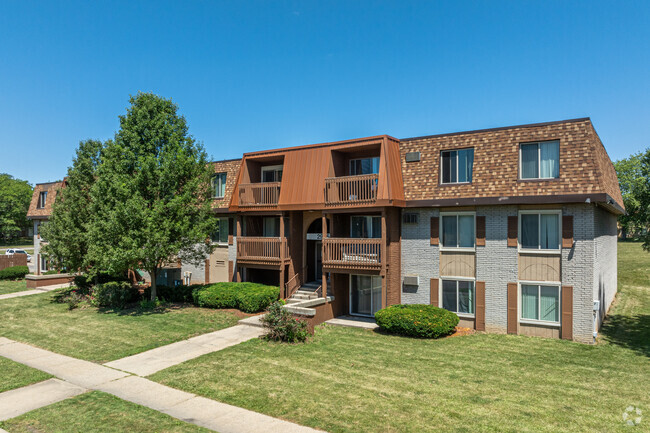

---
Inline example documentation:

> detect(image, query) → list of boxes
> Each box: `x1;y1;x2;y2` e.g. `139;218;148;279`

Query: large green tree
0;174;33;241
86;93;215;300
41;139;104;271
614;151;647;240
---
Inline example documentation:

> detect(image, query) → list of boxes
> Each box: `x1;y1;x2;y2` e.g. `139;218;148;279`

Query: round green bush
0;265;29;280
192;282;280;313
374;304;459;338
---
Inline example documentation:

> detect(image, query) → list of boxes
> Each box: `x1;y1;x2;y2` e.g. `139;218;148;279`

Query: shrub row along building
28;118;623;343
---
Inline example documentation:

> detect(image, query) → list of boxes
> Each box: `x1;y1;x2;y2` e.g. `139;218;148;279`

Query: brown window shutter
507;282;518;334
430;278;439;306
507;216;518;247
228;234;233;245
476;216;486;246
475;281;486;331
430;217;439;245
204;259;210;284
562;216;574;248
561;286;573;340
228;260;234;282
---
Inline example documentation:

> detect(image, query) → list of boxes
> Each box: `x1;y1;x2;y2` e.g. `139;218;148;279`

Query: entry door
315;241;323;280
350;275;382;316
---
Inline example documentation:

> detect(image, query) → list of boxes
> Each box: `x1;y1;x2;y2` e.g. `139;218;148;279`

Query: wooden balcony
322;237;381;271
238;182;281;207
236;236;289;266
324;174;379;206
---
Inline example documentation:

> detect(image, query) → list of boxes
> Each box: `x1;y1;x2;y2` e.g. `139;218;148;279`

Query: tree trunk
150;267;157;301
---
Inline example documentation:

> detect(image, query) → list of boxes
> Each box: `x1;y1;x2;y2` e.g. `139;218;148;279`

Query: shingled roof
399;118;624;213
26;181;65;219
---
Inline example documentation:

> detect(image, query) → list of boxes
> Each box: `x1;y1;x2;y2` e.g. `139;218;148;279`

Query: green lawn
0;391;211;432
151;242;650;433
0;279;29;295
0;292;242;363
0;356;52;393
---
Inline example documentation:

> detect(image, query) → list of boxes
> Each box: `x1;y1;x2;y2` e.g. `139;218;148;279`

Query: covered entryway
305;217;329;283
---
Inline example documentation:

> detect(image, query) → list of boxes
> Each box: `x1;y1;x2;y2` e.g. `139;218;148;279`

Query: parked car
5;249;31;262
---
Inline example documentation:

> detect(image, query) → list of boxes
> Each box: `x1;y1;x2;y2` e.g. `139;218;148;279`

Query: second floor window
351;215;381;238
441;213;475;249
212;173;227;198
519;211;560;251
37;191;48;209
441;148;474;184
520;140;559;179
349;157;379;176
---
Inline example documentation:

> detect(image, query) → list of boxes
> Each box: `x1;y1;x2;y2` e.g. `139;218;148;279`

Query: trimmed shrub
374;304;459;338
144;284;203;303
73;272;129;294
0;265;29;280
192;282;280;313
261;301;309;343
92;281;138;309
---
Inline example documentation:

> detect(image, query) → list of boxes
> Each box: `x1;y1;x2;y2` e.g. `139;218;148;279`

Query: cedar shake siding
33;118;622;343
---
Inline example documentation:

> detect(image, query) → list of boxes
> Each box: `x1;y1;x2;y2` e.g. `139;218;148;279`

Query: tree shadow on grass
600;313;650;357
96;303;193;317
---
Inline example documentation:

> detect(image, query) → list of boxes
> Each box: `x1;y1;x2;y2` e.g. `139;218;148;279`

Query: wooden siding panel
430;278;439;306
476;216;486;246
562;215;574;248
475;281;485;331
520;323;560;338
507;282;518;334
518;254;561;281
562;285;573;340
507;216;518;247
439;252;475;278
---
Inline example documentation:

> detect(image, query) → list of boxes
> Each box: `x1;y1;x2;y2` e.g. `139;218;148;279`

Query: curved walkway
0;323;321;433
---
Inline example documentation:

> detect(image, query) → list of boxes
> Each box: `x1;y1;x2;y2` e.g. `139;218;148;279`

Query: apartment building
201;118;622;343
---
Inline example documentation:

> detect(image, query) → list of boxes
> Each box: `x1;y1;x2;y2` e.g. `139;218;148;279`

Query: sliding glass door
350;275;382;316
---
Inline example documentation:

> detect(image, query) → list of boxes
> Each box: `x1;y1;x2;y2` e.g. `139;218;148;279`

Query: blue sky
1;1;649;185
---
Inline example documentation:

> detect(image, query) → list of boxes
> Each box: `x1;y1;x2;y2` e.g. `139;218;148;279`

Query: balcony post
279;213;285;296
236;216;242;282
322;213;328;301
381;209;387;307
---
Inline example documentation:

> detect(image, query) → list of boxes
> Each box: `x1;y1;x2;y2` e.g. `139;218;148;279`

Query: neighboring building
206;117;622;344
26;180;65;275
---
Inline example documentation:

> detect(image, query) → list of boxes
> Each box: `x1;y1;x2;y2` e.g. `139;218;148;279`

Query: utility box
403;275;419;286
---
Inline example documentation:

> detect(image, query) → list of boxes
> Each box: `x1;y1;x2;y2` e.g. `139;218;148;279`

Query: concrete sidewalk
0;283;70;301
0;378;86;421
0;337;320;432
105;324;264;376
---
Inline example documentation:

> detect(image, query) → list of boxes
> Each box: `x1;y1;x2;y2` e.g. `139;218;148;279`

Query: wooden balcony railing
322;238;381;270
324;173;379;206
238;182;281;207
237;237;289;265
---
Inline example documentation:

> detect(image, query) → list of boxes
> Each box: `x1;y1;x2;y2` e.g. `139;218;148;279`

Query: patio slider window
520;284;560;323
211;217;229;243
350;216;381;238
263;217;280;237
520;211;560;251
442;279;475;315
520;140;560;179
350;274;382;316
441;148;474;184
349;157;380;176
441;213;475;249
261;165;283;183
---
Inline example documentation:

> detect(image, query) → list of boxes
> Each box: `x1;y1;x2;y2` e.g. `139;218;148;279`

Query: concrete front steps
283;281;333;317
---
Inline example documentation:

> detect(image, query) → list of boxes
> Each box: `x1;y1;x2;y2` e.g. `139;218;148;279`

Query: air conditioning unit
403;275;419;286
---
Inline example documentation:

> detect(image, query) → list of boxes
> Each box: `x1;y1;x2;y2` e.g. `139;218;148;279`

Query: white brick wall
400;208;439;304
400;203;617;344
593;206;618;330
476;205;518;334
561;204;596;344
